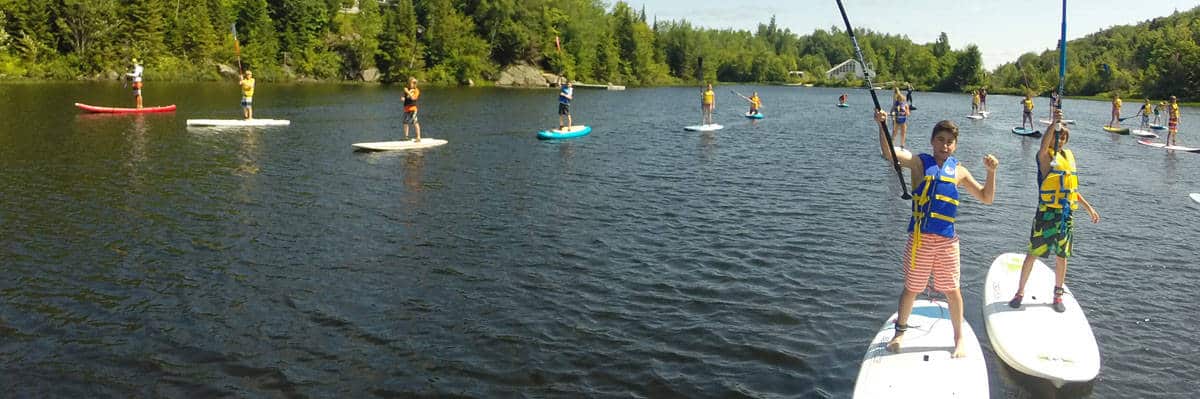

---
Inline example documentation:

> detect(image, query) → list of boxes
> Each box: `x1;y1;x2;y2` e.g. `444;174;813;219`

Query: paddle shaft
835;0;911;199
232;23;243;75
1052;0;1067;162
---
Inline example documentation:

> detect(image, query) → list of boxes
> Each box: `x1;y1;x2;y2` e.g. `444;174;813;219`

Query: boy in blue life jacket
875;110;999;358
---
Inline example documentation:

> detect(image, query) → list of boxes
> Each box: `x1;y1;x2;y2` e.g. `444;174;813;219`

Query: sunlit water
1;82;1197;397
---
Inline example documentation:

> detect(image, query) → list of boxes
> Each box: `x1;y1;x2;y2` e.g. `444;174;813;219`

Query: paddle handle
836;0;911;200
1051;0;1067;164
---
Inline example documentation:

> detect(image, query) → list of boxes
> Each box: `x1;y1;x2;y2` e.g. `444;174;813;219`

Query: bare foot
952;336;967;358
886;331;904;353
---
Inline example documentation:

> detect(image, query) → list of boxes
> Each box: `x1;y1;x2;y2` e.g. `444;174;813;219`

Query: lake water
1;82;1197;397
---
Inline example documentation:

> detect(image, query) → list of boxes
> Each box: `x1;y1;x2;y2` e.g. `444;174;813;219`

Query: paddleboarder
971;89;981;115
1168;95;1180;146
891;87;910;148
239;70;255;120
1020;93;1035;130
1136;98;1152;130
126;58;144;109
1107;93;1122;128
874;111;999;358
402;77;422;142
1153;101;1165;126
839;93;848;106
701;83;715;126
1008;112;1100;313
979;87;988;112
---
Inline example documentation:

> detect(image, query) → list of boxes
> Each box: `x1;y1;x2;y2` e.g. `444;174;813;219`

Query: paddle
231;23;243;75
836;0;910;199
1118;114;1139;122
1050;0;1067;167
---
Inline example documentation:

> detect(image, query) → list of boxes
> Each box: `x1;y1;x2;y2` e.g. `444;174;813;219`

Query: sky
642;0;1200;69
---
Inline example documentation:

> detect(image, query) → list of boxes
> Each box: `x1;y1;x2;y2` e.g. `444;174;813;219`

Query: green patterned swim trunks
1028;203;1074;258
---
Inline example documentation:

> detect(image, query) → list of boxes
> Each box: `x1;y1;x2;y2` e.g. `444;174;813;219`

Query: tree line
988;6;1200;100
0;0;1194;99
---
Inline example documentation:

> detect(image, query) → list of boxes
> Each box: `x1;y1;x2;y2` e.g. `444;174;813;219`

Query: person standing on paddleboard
891;87;910;148
1009;112;1101;313
1020;93;1035;130
1107;93;1122;128
979;87;988;112
971;89;981;115
239;70;255;120
1137;98;1152;130
557;78;573;131
402;77;422;142
874;111;999;358
1153;101;1165;126
839;93;848;105
1168;95;1181;146
701;83;715;126
126;58;144;109
747;91;761;116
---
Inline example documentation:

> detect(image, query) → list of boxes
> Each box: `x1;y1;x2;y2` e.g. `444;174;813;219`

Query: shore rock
497;64;554;87
361;67;379;82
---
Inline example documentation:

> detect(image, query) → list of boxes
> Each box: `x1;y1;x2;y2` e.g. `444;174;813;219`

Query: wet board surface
352;138;448;151
1137;139;1200;152
1131;129;1158;138
984;253;1100;387
537;125;592;140
187;119;290;127
684;124;724;132
852;299;988;398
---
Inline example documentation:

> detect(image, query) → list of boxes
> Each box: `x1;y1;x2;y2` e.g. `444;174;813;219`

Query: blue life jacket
908;154;959;238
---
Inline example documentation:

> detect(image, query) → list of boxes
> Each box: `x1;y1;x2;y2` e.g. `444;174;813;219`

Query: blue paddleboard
537;125;592;140
744;112;764;119
836;103;850;108
1012;127;1042;137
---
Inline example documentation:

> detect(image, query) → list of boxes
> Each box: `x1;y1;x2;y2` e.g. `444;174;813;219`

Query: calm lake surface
1;82;1198;398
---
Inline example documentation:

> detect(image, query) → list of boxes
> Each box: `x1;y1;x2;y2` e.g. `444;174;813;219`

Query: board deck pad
853;299;988;398
984;253;1100;387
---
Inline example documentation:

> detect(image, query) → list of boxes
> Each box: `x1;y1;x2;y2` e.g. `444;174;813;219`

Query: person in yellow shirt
701;83;715;126
239;70;255;119
1107;94;1122;128
971;89;980;115
1020;93;1035;130
1168;95;1181;146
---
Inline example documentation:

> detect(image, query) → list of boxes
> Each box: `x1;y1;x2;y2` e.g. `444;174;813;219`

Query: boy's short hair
931;120;959;140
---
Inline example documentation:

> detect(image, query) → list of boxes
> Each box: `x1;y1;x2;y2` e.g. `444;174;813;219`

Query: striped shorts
901;233;961;293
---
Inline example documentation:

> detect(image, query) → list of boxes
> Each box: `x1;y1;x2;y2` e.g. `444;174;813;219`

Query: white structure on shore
826;59;874;80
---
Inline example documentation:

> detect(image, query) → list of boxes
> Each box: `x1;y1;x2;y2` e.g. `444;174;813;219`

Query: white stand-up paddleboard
853;299;988;398
1131;129;1158;138
352;138;448;151
966;114;984;120
1189;193;1200;204
187;119;290;127
984;253;1100;387
1040;119;1076;125
684;124;723;132
1137;139;1200;153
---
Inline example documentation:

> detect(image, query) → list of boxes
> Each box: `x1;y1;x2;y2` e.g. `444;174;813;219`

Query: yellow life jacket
1039;149;1079;209
241;78;255;97
1171;103;1180;120
1023;99;1034;112
703;90;714;105
750;95;761;108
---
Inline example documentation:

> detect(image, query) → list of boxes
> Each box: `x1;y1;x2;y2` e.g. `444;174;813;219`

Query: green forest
988;7;1200;100
0;0;1197;99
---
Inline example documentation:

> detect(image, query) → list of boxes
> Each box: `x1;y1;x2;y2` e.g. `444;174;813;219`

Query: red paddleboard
75;103;176;114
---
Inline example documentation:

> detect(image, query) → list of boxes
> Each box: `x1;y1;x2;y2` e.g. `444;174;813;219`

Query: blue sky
642;0;1200;69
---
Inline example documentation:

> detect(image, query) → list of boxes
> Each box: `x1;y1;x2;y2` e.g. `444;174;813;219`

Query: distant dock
573;82;626;91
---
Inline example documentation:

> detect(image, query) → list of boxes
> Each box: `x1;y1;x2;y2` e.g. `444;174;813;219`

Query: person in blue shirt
558;79;573;131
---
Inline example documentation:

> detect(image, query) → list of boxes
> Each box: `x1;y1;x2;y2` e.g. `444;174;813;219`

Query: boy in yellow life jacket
402;77;422;142
971;90;980;115
1153;101;1165;125
240;71;255;119
1137;98;1152;129
1009;110;1101;313
701;83;715;126
1020;94;1035;130
874;111;999;358
1167;96;1181;146
1107;94;1122;127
